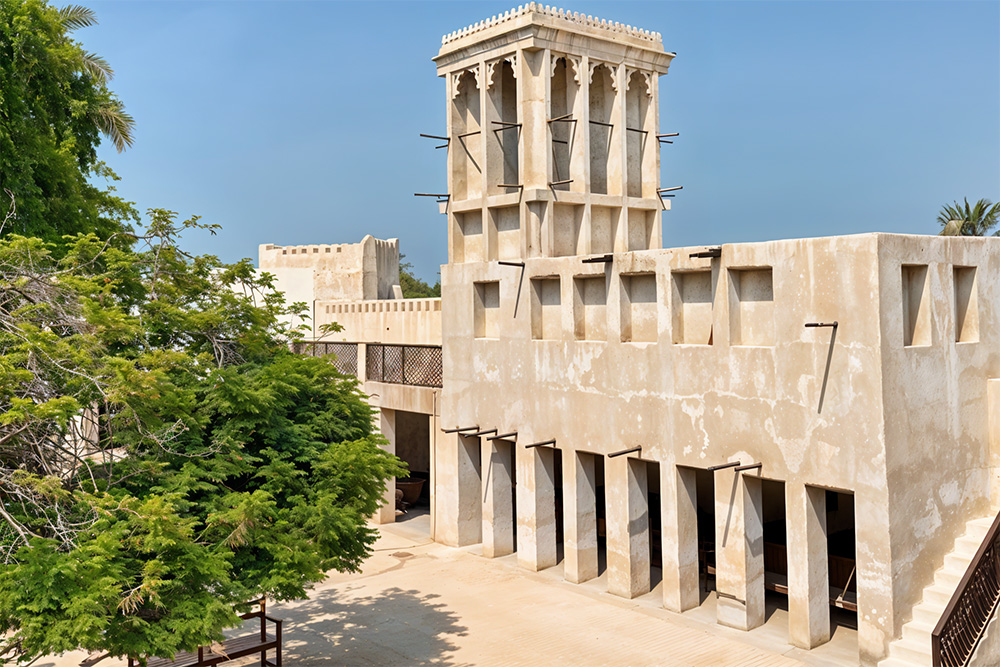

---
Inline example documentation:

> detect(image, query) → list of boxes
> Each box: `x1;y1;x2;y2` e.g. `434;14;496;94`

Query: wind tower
430;4;676;263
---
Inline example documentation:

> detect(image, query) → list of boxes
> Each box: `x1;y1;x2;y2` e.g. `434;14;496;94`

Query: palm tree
58;5;135;152
937;198;1000;236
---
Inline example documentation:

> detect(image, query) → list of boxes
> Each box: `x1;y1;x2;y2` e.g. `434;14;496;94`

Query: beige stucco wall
259;235;402;306
437;231;1000;664
877;234;1000;644
316;298;442;346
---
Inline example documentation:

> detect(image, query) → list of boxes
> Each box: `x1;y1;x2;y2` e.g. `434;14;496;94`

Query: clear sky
83;0;999;284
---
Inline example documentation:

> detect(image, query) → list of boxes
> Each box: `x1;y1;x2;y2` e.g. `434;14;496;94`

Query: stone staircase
879;516;994;667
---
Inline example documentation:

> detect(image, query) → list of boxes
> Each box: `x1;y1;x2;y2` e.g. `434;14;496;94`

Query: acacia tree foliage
0;0;138;242
0;212;405;663
937;198;1000;237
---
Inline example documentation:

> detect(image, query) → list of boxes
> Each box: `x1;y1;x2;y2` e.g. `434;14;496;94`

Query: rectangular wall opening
625;71;650;198
728;268;775;346
620;273;657;343
489;206;520;261
474;281;500;338
451;70;481;201
672;270;714;345
589;64;617;195
550;56;579;190
902;264;931;346
590;205;621;255
554;447;565;565
695;468;716;602
954;266;979;343
595;454;608;577
574;276;607;341
553;203;585;257
647;460;662;591
454;211;483;264
761;478;788;624
627;208;656;252
827;490;857;631
394;411;432;523
459;433;483;545
531;277;562;340
487;58;519;195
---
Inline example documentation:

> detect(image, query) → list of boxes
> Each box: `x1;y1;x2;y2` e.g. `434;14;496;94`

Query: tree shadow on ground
272;584;469;666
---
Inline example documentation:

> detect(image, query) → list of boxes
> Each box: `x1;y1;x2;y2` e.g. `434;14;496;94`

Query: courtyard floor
40;510;859;667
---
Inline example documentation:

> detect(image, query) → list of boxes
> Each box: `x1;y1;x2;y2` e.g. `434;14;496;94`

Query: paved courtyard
41;512;859;667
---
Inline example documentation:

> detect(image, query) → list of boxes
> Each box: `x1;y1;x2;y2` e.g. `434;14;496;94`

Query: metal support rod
414;193;449;198
658;186;684;193
420;134;449;141
457;130;482;138
689;247;722;259
498;184;523;189
707;461;742;471
467;428;498;438
492;121;522;127
626;127;649;134
805;322;839;328
548;179;573;186
657;132;680;139
589;119;614;128
525;439;556;449
582;254;613;264
487;431;518;441
442;425;480;434
608;446;641;458
498;261;525;268
552;139;569;144
735;463;762;472
548;113;575;123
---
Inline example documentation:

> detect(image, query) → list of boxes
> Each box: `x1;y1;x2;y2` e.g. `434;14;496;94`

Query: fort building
267;5;1000;666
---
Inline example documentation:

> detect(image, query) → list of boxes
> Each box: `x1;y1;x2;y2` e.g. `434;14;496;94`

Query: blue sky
83;0;999;284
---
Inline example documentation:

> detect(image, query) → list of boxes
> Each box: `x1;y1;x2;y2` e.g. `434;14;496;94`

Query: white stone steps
889;634;929;663
879;657;924;667
879;514;995;667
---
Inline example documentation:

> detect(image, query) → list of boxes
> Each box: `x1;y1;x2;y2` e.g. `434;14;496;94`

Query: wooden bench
125;600;282;667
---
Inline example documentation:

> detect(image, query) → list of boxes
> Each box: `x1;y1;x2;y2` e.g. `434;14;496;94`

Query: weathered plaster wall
877;235;1000;647
259;235;401;308
315;298;442;345
440;234;892;658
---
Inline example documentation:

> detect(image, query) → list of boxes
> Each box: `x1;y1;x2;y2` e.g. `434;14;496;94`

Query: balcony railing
291;341;359;377
933;511;1000;666
366;343;443;388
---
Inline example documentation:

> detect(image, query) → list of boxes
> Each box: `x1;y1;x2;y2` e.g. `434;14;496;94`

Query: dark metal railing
366;343;442;388
291;341;359;377
932;511;1000;666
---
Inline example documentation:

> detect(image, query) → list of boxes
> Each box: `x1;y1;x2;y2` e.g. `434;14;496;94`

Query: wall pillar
482;438;515;558
715;468;765;631
607;456;650;599
565;450;599;583
433;431;482;547
988;379;1000;512
787;483;831;649
517;445;557;571
662;464;700;612
373;408;397;525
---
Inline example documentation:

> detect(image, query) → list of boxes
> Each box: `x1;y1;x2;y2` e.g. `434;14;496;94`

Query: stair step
956;535;986;554
944;551;974;573
902;617;935;645
923;584;957;607
968;516;996;529
911;604;943;627
880;657;925;667
889;635;931;663
935;568;962;589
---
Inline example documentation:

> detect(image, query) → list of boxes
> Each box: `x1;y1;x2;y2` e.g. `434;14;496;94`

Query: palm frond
81;52;113;84
936;198;1000;236
58;4;98;31
91;101;135;153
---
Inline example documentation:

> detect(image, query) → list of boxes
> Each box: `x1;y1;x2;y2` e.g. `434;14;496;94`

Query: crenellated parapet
441;3;663;48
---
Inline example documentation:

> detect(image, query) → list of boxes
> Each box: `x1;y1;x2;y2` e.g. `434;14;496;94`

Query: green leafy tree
937;198;1000;236
399;255;440;298
0;0;138;243
0;213;405;664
